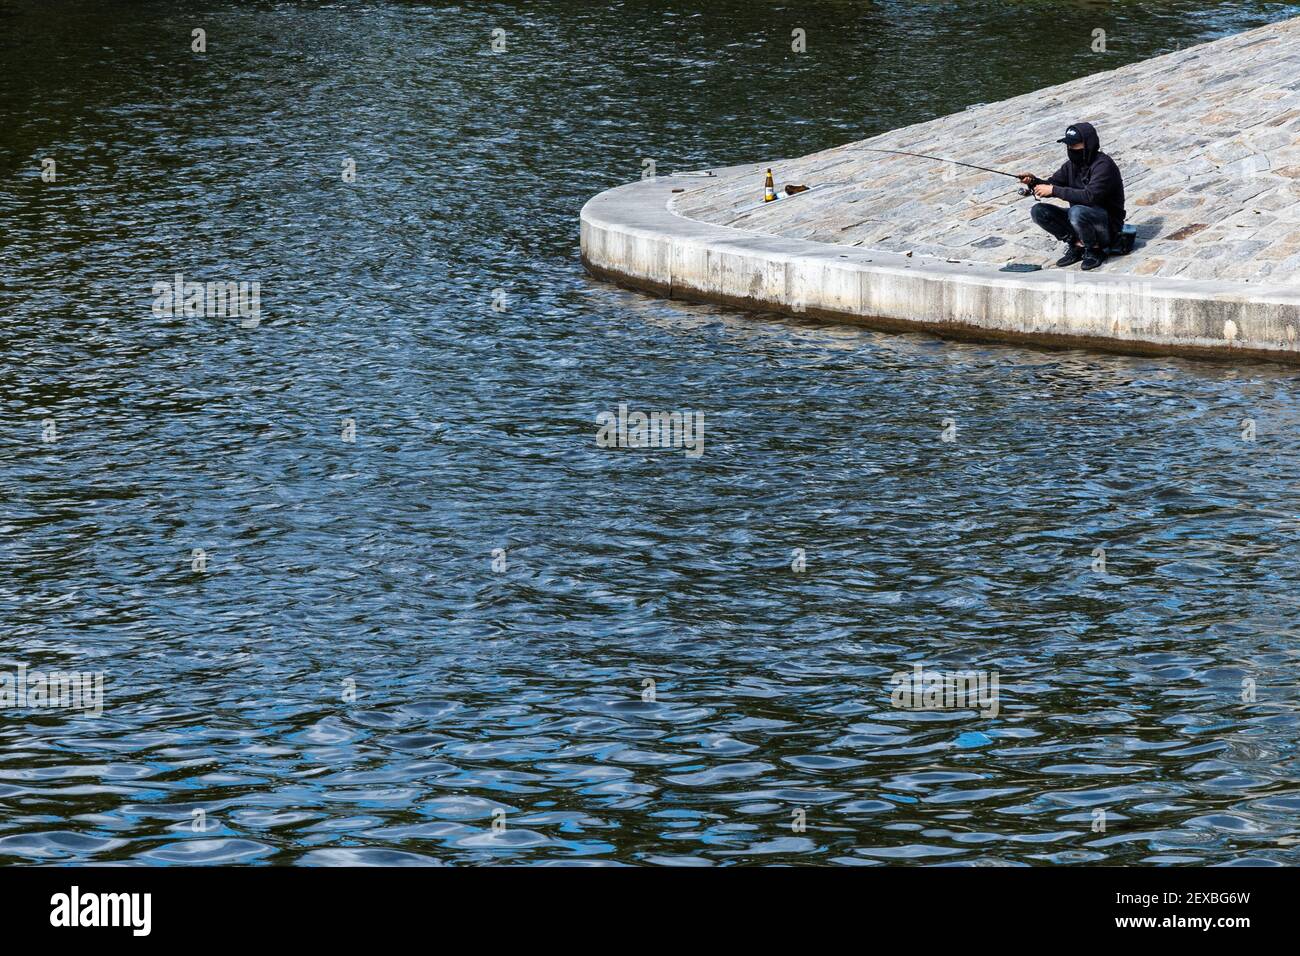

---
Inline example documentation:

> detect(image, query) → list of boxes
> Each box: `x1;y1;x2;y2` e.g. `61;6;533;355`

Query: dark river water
4;0;1300;866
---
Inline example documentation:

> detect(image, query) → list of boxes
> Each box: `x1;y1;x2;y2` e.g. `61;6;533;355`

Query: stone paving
671;16;1300;284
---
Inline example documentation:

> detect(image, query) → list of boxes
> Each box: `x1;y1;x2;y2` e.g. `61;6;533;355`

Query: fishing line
857;146;1025;180
857;147;1050;199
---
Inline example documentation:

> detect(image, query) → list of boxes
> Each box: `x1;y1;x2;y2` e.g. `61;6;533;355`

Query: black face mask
1068;147;1086;166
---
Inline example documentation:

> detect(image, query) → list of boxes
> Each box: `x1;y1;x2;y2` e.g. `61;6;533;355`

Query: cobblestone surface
672;17;1300;284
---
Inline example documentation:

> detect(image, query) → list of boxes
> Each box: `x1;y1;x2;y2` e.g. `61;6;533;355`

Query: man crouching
1017;123;1126;271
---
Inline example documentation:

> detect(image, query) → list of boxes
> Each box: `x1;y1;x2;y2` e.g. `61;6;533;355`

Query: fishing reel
1017;175;1046;199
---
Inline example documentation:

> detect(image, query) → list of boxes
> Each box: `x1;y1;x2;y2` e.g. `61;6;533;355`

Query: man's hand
1015;173;1036;185
1033;183;1053;198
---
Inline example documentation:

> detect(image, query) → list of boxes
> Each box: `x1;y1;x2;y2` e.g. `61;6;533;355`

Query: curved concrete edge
580;173;1300;363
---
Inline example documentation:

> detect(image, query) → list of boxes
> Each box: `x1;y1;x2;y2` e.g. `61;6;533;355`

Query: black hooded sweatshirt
1045;122;1126;237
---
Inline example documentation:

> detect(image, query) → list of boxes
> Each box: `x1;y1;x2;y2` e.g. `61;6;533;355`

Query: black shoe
1055;244;1084;268
1081;248;1107;271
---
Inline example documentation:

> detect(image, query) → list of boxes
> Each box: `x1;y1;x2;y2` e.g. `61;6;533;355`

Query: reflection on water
3;0;1300;865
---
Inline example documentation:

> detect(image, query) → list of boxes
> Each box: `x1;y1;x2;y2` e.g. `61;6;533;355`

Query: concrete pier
581;17;1300;361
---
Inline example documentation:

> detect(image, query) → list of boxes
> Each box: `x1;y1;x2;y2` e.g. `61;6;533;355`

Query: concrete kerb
581;172;1300;362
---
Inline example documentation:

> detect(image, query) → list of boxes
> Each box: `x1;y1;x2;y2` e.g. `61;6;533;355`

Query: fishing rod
858;147;1043;196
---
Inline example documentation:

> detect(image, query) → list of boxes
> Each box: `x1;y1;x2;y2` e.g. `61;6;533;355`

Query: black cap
1057;126;1084;146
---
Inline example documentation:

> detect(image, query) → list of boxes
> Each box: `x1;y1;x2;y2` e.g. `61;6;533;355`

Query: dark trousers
1030;202;1111;249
